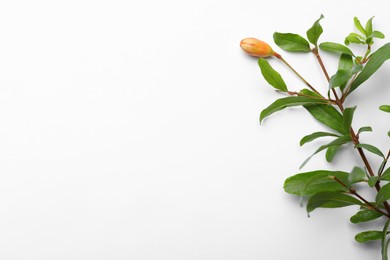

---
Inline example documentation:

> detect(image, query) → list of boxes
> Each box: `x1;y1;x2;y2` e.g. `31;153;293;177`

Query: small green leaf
352;64;363;74
319;42;355;56
284;170;349;196
326;145;341;162
304;104;346;134
355;231;383;243
345;33;366;45
350;209;382;224
376;183;390;205
369;176;379;187
306;14;324;46
330;70;352;88
355;143;384;158
273;32;311;52
307;191;362;213
338;54;353;91
349;43;390;94
300;132;339;146
372;31;385;39
348;167;366;184
380;105;390;113
365;17;374;37
258;58;288;92
358;126;372;135
338;54;353;71
300;135;351;168
380;168;390;181
260;96;328;123
354;17;366;35
342;106;356;132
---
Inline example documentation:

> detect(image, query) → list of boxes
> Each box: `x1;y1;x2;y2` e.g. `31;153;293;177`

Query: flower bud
240;38;275;58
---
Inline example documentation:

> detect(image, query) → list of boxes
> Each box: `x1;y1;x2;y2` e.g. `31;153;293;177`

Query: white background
1;0;390;259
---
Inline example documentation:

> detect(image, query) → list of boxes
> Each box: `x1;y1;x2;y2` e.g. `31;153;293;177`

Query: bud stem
276;55;322;96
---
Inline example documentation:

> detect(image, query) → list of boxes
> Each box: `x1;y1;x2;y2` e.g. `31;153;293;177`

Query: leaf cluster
252;15;390;253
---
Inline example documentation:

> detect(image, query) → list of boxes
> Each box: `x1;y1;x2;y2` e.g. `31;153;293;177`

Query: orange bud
240;38;275;58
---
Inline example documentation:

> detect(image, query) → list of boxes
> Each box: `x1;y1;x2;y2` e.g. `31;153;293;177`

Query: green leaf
300;135;351;168
258;58;288;92
348;167;366;184
376;182;390;205
354;17;366;35
284;170;349;196
339;54;353;71
326;145;341;162
355;143;384;158
358;126;372;135
319;42;355;56
365;17;374;37
306;14;324;46
300;131;339;146
273;32;311;52
380;168;390;181
345;33;366;45
355;231;383;243
352;64;363;74
307;191;362;213
304;104;346;134
330;70;352;88
260;96;327;123
380;105;390;113
350;209;382;224
338;54;353;91
369;176;379;187
342;106;356;132
372;31;385;39
349;43;390;94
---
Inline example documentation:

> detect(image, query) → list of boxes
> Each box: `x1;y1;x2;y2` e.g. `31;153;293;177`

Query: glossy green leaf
348;167;366;184
349;43;390;94
380;105;390;113
342;106;356;132
350;209;382;224
358;126;372;135
355;143;384;158
345;33;366;45
306;14;324;46
299;131;339;146
365;17;374;37
338;54;353;91
300;135;351;168
339;53;353;71
326;145;341;162
354;17;366;35
380;168;390;181
260;97;327;123
319;42;355;56
284;170;349;196
304;104;346;134
273;32;311;52
330;70;351;88
355;231;383;243
372;31;385;39
299;89;320;97
376;183;390;205
258;58;288;92
307;191;362;213
369;176;379;187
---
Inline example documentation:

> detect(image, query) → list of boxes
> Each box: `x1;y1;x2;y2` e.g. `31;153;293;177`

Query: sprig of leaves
243;15;390;258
